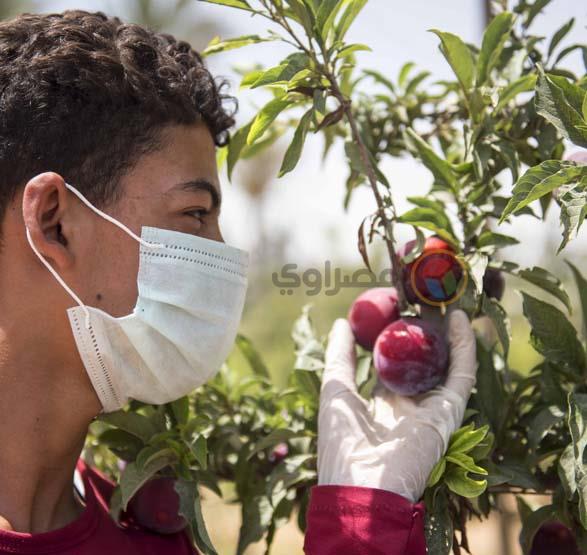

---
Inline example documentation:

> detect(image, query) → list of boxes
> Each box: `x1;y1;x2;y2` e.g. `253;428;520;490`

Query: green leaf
405;70;431;95
567;260;587;340
424;488;453;555
200;0;252;11
227;119;253;180
136;445;175;471
559;393;587;527
321;0;346;40
500;160;585;222
98;411;160;443
176;479;218;555
236;494;274;555
335;0;367;41
445;452;488;475
482;296;511;355
429;29;475;93
475;340;506;433
98;429;144;461
250;53;309;88
523;0;552;29
316;0;341;32
119;453;175;509
448;423;489;454
190;435;208;470
495;74;537;112
476;12;516;86
528;405;565;449
426;457;446;488
170;396;190;426
235;334;270;377
536;67;587;147
404;128;459;191
337;43;372;58
522;292;585;371
444;465;487;498
476;231;519;250
493;139;520;182
279;109;313;177
203;35;274;56
247;98;291;145
362;69;395;93
398;62;415;88
398;206;458;246
292;305;324;373
287;0;316;35
558;178;587;251
517;266;572;313
266;455;316;507
548;18;575;59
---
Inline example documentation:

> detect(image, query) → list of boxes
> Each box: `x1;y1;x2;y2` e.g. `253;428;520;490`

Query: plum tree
373;317;449;395
530;521;580;555
348;287;400;350
127;476;187;534
94;2;587;553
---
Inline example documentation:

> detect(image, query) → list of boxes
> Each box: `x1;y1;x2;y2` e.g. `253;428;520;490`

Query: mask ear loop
25;182;164;330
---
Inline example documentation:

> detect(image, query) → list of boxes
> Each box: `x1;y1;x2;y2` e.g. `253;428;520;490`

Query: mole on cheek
96;293;103;301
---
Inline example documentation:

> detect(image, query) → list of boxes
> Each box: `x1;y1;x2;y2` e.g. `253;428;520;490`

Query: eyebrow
172;179;221;210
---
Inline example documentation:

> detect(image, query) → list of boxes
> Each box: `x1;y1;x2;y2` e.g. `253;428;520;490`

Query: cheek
83;232;141;318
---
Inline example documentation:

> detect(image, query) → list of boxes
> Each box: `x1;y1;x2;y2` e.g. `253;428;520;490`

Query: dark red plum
348;287;400;350
373;317;449;395
127;476;187;534
530;521;579;555
483;268;505;300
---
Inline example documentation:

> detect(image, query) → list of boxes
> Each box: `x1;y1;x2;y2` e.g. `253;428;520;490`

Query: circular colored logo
410;249;468;307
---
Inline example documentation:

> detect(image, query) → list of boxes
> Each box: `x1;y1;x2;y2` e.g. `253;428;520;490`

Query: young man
0;10;477;554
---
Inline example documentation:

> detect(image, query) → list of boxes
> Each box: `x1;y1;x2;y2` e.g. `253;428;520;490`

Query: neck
0;323;98;533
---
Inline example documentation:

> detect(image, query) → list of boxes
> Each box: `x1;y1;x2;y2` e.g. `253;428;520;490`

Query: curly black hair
0;9;235;240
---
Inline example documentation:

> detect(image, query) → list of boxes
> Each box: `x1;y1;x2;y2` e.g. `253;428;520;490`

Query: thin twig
266;1;409;311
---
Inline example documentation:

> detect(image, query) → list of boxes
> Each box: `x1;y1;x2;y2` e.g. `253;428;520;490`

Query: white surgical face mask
25;183;249;413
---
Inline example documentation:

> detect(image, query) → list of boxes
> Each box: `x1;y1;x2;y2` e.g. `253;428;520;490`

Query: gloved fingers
321;318;358;398
443;309;477;401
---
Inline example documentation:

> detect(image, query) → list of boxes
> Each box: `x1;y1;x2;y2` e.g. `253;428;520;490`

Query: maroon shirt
0;459;426;554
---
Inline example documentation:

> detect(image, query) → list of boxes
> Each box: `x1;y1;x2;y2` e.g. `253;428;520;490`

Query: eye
184;208;209;221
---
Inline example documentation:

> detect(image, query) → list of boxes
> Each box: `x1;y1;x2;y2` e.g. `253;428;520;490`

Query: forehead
120;122;219;203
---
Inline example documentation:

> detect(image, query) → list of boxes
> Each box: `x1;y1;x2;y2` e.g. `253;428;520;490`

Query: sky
34;0;587;272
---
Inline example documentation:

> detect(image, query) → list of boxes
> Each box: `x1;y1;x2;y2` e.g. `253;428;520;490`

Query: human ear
22;172;76;272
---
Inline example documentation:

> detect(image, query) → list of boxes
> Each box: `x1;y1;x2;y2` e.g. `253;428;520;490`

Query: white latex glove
317;309;477;502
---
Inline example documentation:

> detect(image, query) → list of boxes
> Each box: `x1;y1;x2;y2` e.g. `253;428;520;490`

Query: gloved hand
317;309;477;502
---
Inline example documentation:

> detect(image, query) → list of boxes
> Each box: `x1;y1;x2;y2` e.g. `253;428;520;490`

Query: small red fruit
268;442;289;464
374;317;449;395
398;237;462;305
127;476;187;534
483;268;505;300
348;287;400;350
530;521;580;555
